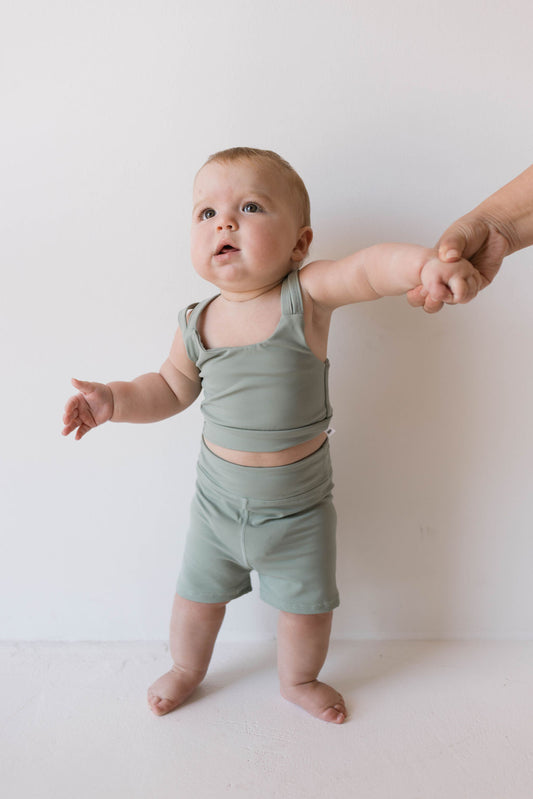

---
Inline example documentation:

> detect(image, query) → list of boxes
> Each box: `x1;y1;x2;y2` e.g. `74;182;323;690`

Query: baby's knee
279;609;333;628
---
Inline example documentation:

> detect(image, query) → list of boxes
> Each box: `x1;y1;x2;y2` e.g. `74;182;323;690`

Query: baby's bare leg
148;593;226;716
277;610;346;724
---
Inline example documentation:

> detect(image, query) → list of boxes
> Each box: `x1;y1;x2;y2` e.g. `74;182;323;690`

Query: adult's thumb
437;227;468;262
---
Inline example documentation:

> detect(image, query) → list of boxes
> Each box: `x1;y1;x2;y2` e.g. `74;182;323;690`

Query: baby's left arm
300;243;485;311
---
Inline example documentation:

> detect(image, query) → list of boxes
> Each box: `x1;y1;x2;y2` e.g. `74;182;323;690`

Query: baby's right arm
62;327;201;441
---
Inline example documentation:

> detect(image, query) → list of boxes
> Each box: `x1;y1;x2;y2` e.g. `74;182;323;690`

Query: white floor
2;640;533;798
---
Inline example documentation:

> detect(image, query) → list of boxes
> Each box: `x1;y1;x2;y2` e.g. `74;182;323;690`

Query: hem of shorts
259;591;340;615
176;583;252;605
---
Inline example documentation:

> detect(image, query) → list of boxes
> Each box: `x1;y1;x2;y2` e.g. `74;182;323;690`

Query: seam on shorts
239;499;252;569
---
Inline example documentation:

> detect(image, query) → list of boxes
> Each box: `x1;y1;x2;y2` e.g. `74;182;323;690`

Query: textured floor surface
2;640;533;798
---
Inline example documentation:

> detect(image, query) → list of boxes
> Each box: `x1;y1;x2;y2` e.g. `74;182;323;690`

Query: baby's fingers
62;390;97;438
62;416;92;440
406;286;445;314
71;377;96;395
421;294;445;314
61;402;82;436
406;285;426;307
447;273;480;304
74;422;92;441
62;420;77;437
62;398;78;428
423;278;453;305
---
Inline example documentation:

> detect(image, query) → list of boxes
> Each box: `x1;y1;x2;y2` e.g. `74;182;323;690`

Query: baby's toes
148;692;174;716
320;702;347;724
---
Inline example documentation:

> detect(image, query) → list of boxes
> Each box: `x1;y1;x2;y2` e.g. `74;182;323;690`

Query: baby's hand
62;378;114;440
418;254;486;309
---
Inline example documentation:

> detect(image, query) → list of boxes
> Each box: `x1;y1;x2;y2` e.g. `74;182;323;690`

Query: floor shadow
325;639;459;699
191;642;278;702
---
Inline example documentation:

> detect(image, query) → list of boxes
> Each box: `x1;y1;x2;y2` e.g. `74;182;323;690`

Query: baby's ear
292;227;313;261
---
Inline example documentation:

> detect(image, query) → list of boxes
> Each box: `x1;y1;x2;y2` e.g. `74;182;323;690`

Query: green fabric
176;439;339;614
178;270;333;452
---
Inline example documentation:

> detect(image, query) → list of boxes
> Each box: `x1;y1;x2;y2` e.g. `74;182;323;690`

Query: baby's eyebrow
243;189;272;202
192;201;210;214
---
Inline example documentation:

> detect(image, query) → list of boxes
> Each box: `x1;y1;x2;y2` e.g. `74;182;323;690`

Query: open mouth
215;243;240;256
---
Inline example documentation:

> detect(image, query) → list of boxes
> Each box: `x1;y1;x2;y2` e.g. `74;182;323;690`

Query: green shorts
176;439;339;614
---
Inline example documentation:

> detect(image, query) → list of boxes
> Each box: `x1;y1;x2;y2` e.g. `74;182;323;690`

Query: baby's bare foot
281;679;347;724
147;666;203;716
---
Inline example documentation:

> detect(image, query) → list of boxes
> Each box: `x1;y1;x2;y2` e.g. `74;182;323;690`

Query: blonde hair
201;147;311;228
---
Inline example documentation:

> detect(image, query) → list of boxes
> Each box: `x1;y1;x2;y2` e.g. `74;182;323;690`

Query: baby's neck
218;275;286;304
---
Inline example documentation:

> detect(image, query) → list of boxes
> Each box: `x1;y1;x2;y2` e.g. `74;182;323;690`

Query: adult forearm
473;165;533;254
108;373;183;423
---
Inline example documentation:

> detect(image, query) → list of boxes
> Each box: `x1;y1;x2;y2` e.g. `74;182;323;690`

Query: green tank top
178;269;333;452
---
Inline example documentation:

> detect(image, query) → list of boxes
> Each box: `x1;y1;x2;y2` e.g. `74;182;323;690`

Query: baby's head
191;148;313;293
200;147;311;228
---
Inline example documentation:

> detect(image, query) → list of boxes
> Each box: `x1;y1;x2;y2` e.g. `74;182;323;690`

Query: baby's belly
204;432;328;467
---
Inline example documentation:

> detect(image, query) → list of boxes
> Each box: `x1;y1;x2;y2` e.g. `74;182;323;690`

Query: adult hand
406;216;510;313
407;164;533;313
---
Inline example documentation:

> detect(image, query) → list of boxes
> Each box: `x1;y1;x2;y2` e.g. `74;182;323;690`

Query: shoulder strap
281;269;304;315
178;302;201;364
178;294;219;364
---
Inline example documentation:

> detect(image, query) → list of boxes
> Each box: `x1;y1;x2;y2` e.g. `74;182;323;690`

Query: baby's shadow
326;640;452;705
181;640;445;718
183;641;277;706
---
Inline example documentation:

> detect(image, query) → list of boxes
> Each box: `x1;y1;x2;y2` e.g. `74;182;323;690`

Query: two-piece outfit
176;269;340;615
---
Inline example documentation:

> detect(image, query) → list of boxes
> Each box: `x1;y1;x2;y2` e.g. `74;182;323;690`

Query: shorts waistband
197;438;333;503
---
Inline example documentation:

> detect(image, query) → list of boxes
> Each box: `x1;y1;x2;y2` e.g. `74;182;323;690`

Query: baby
62;147;484;724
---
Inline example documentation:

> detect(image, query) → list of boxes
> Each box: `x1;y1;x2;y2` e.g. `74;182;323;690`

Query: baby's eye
200;208;216;220
242;202;261;214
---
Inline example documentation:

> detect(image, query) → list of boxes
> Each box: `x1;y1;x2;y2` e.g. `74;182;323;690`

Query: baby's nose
217;221;235;230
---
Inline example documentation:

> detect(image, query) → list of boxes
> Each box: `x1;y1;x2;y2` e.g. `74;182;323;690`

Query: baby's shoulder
298;260;337;313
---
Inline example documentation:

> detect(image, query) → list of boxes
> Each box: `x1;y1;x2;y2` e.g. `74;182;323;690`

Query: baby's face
190;159;309;295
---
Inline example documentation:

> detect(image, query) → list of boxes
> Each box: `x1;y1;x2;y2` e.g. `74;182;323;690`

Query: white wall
2;0;532;641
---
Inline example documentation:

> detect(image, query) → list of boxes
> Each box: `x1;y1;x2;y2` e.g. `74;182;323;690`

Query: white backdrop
1;0;532;641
